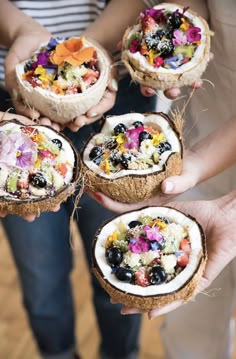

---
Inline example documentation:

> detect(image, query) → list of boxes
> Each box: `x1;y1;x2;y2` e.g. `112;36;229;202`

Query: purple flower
186;27;201;43
173;30;187;46
142;8;166;23
150;241;161;250
129;39;140;53
124;126;144;149
143;225;163;242
164;55;184;69
129;237;150;253
32;51;51;68
46;37;61;51
16;143;34;168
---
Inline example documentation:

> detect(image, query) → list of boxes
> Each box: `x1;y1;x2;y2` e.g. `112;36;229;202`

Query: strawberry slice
180;238;191;255
135;267;150;287
176;251;189;267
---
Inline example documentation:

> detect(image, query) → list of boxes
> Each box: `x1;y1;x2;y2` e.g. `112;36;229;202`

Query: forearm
83;0;147;51
0;0;49;47
190;117;236;185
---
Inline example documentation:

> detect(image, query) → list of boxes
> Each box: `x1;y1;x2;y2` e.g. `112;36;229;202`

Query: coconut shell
81;112;183;203
92;206;207;311
122;3;211;91
16;38;111;125
0;120;81;216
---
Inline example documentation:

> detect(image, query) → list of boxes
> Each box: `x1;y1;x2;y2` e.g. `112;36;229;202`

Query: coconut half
92;206;206;311
16;37;111;125
81;112;183;203
0;120;81;216
122;3;211;90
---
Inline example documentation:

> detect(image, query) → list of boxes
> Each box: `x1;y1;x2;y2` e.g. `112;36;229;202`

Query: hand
66;53;118;132
140;52;214;100
109;191;236;319
4;24;51;119
87;149;203;212
0;205;61;222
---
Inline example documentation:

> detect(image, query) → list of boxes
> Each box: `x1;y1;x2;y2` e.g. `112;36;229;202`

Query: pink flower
153;57;164;68
129;39;140;53
173;30;187;46
186;27;201;43
124;126;144;149
143;225;163;242
129;237;150;253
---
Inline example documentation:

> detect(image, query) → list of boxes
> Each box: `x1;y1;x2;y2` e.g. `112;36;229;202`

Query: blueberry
115;267;134;283
167;12;182;29
149;266;167;285
128;220;142;228
132;121;143;128
157;141;172;154
157;39;174;56
30;173;47;188
52;138;62;150
113;123;127;135
24;60;34;72
120;153;131;169
157;216;169;224
106;247;123;266
89;146;103;160
139;131;153;144
109;149;120;165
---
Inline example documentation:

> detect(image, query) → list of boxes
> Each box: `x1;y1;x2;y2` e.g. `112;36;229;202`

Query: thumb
161;173;196;195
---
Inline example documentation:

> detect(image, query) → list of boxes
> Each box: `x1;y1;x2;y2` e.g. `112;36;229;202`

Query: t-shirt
0;0;156;84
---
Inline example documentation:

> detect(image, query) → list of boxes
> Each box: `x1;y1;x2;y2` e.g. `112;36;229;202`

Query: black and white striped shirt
0;0;156;84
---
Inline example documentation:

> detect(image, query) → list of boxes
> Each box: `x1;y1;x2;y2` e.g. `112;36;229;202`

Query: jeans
0;76;157;358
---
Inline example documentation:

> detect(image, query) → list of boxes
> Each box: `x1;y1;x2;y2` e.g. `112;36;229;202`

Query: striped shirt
0;0;156;84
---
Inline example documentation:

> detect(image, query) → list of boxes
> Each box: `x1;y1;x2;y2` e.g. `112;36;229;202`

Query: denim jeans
0;76;157;358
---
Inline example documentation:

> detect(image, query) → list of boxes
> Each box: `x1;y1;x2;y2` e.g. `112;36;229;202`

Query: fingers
37;117;62;132
161;175;195;195
140;86;156;97
148;300;184;320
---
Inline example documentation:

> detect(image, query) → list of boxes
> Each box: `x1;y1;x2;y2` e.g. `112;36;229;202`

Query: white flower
161;255;177;274
122;252;141;268
139;139;156;157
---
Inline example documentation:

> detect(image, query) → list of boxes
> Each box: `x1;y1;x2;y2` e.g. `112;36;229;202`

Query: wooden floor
0;222;235;359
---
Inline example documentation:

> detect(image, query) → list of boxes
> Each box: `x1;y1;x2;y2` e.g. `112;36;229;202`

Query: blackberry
139;131;153;144
106;139;117;150
106;247;123;266
24;60;34;72
89;146;103;160
109;149;120;165
150;265;167;285
30;173;47;188
128;220;142;228
144;30;164;51
157;141;172;154
120;153;132;169
52;138;62;150
132;121;143;128
115;267;134;283
167;11;182;29
113;123;127;135
157;39;174;56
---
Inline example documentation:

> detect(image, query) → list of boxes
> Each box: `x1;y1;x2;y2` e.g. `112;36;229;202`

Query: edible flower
180;17;191;31
124;126;144;149
51;37;95;66
129;39;140;53
129;237;150;253
143;225;163;242
172;30;187;46
186;27;201;43
153;56;164;68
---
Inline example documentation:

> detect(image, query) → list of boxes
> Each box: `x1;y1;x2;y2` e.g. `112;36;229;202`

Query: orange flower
51;37;95;66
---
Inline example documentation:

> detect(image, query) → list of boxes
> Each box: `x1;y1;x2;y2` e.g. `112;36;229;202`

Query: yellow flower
116;133;126;145
152;133;165;146
180;18;190;31
34;65;54;87
147;49;156;65
101;159;111;175
106;231;119;247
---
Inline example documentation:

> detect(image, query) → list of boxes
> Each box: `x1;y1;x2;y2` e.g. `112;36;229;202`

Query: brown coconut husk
0;120;82;216
16;38;111;125
122;3;211;91
92;207;207;311
81;112;183;203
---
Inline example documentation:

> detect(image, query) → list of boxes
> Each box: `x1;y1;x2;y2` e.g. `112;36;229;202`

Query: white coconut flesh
0;122;75;201
16;39;106;100
124;3;209;74
83;113;181;179
94;207;204;297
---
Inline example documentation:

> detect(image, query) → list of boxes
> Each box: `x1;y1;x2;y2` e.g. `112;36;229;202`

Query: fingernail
12;88;18;100
90;112;98;118
111;79;118;91
94;192;103;202
163;181;174;193
171;88;181;97
145;88;155;96
78;122;86;128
